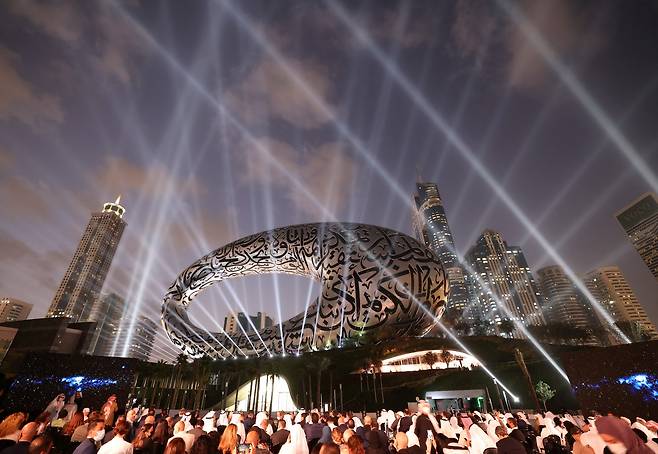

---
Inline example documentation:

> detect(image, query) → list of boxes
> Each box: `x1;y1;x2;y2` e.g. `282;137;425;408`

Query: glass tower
615;193;658;281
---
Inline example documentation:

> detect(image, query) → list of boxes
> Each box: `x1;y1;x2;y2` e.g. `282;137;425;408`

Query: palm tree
439;350;453;369
453;355;464;369
423;351;439;370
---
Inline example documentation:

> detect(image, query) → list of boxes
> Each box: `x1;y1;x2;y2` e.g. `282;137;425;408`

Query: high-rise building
615;193;658;280
0;298;33;323
124;317;158;361
86;293;126;356
412;181;469;315
584;266;658;341
464;230;545;336
47;197;126;320
223;311;274;335
536;266;597;329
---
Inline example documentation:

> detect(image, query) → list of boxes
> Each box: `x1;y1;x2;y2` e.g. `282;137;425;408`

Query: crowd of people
0;393;656;454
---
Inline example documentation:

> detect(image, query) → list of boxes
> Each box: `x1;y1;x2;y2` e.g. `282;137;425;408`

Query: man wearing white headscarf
279;424;308;454
440;414;457;439
407;415;421;448
451;415;463;436
255;412;273;436
202;411;216;433
218;411;229;428
469;424;496;454
283;415;293;430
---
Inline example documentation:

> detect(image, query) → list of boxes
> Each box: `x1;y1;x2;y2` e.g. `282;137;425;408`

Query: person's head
245;429;260;448
19;423;38;443
86;420;105;442
164;438;186;454
57;409;68;420
0;413;26;437
28;435;52;454
363;415;373;427
153;420;169;443
189;417;198;428
133;424;154;448
347;418;355;430
343;429;354;444
331;428;342;444
218;424;238;452
114;420;130;439
277;420;285;431
311;413;320;424
596;416;646;454
108;395;116;403
319;443;340;454
419;401;431;415
366;431;381;448
63;412;84;436
346;435;365;454
569;426;583;441
174;420;186;435
507;417;518;428
495;426;508;439
190;434;213;454
259;418;269;430
394;432;408;451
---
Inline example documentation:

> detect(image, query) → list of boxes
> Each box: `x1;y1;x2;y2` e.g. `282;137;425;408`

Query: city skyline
1;1;657;361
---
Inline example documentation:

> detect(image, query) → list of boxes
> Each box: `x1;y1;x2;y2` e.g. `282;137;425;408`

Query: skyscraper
223;311;274;335
412;181;469;315
125;317;158;361
615;193;658;280
47;197;126;320
0;298;33;323
464;230;545;336
86;293;126;356
584;266;658;341
536;266;596;329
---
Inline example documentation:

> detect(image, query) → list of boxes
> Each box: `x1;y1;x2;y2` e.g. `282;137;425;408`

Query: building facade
223;311;274;335
464;230;545;336
584;266;658;341
0;298;33;323
412;182;469;315
47;197;126;320
536;265;596;329
615;193;658;281
86;293;126;356
125;317;158;361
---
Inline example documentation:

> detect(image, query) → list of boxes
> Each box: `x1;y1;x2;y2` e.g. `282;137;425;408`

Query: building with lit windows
128;317;158;361
464;230;545;336
0;298;32;323
615;193;658;281
412;181;469;316
584;266;657;341
223;311;273;335
86;293;126;356
537;266;598;329
47;197;126;321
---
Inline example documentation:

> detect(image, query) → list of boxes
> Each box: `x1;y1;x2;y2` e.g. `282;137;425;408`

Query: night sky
1;0;657;362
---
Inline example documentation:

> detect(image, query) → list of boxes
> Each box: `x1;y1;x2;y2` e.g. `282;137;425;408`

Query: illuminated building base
221;374;297;412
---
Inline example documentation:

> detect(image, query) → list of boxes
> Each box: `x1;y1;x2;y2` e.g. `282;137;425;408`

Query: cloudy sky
1;0;657;361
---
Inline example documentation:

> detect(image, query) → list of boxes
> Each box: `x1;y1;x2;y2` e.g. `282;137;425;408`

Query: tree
453;355;464;369
423;352;439;370
535;380;556;411
439;350;453;369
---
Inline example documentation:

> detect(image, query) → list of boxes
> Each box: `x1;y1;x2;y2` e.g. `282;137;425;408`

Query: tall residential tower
47;197;126;320
464;229;545;336
615;193;658;280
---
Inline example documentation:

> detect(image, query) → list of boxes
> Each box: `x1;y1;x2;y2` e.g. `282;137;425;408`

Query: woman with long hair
346;435;365;454
153;420;171;454
218;424;238;454
0;412;26;450
133;424;155;454
190;434;215;454
164;438;187;454
63;412;85;437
